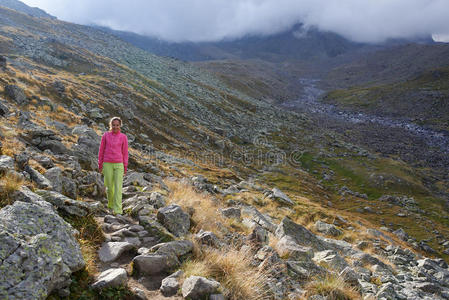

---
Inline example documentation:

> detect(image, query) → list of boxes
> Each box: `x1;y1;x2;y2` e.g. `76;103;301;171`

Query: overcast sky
21;0;449;43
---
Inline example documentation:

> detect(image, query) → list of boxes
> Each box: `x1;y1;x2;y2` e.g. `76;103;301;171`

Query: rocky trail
2;137;449;299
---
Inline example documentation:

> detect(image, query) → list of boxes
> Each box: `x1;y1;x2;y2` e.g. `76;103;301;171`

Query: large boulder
0;201;85;299
4;85;27;105
275;217;328;251
157;205;190;237
182;276;221;299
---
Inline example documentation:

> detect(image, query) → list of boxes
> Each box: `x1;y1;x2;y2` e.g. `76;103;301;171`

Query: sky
21;0;449;43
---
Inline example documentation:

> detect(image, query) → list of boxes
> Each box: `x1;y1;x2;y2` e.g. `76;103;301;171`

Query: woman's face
111;120;121;133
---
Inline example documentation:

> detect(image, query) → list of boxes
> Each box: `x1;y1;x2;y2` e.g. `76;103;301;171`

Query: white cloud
21;0;449;43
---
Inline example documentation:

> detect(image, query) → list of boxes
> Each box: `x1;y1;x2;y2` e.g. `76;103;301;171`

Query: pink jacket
98;131;129;171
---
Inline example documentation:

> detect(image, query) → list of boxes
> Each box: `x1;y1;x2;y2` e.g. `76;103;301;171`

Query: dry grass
164;178;228;234
1;135;25;157
64;214;104;275
0;172;24;207
305;274;361;300
182;247;271;300
28;159;46;174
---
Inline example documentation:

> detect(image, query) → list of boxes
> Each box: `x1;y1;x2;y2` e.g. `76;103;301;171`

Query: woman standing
98;117;128;215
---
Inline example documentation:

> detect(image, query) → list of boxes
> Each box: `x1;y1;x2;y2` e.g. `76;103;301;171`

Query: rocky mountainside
0;0;55;19
1;3;449;300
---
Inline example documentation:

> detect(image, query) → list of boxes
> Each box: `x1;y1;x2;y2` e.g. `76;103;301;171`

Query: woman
98;117;128;215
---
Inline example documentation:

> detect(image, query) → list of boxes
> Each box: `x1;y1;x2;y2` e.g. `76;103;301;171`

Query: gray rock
0;101;9;116
313;250;349;273
36;190;90;217
0;201;85;299
150;240;194;257
195;230;221;247
42;140;70;155
275;217;328;251
315;220;343;237
98;242;135;263
286;260;327;280
182;276;221;299
339;267;361;287
71;128;101;170
149;192;166;208
25;165;53;189
0;155;14;173
10;186;51;207
78;171;105;199
160;277;179;297
254;245;276;261
131;287;147;300
220;207;241;219
157;204;190;237
248;225;269;245
268;187;295;206
276;235;313;261
91;268;127;290
62;176;78;199
44;167;63;193
241;206;276;232
138;215;174;242
4;85;27;105
132;254;179;276
210;294;226;300
415;281;441;294
123;171;152;188
34;155;54;169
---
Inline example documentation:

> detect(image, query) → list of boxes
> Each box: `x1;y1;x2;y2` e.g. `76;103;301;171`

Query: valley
0;1;449;299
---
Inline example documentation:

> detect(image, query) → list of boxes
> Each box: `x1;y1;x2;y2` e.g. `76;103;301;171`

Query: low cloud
21;0;449;43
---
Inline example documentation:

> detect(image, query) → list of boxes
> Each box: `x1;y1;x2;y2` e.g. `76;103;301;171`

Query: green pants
102;162;124;214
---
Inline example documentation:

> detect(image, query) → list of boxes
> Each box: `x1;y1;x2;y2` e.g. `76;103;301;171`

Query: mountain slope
0;0;55;18
1;4;449;300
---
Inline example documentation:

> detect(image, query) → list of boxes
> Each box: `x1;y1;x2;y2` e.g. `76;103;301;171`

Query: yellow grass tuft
1;136;25;157
164;179;228;234
64;214;104;275
0;172;24;207
305;274;361;300
182;247;271;300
